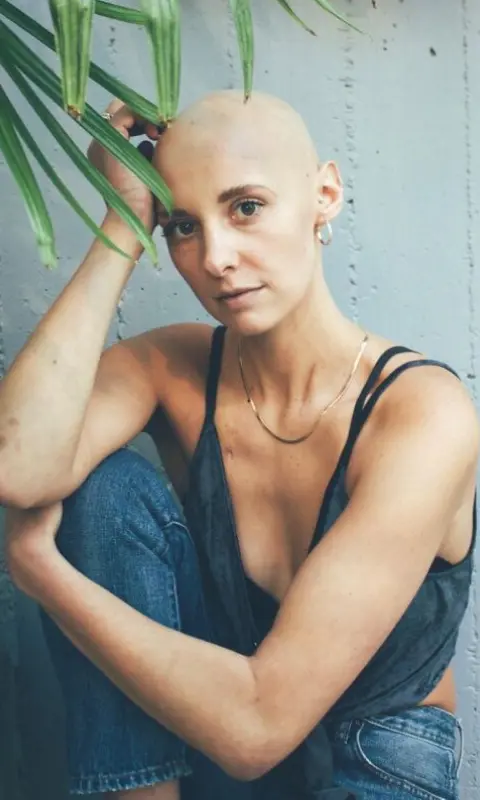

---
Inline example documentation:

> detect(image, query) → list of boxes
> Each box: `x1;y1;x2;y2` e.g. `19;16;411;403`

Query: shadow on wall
0;507;102;800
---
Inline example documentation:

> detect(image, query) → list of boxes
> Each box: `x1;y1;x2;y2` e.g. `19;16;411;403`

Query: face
154;105;342;336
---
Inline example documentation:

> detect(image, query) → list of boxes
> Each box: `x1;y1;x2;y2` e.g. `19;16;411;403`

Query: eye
232;198;264;221
162;218;197;241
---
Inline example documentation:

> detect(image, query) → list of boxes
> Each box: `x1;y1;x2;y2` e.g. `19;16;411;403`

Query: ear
314;161;344;227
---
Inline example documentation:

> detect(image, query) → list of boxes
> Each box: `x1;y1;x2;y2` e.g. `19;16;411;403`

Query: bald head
154;90;320;192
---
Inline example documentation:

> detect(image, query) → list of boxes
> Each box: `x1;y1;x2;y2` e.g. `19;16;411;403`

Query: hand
88;99;163;232
5;502;64;598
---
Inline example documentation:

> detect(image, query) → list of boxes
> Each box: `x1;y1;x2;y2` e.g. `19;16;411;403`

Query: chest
157;361;359;602
211;401;353;601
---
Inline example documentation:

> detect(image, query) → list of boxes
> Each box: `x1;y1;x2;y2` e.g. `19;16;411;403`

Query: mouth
215;286;263;301
214;285;264;312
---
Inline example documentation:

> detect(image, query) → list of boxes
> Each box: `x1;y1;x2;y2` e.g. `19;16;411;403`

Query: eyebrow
157;184;272;221
217;184;271;203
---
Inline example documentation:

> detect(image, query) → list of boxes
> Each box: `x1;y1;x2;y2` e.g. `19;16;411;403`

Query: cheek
259;224;316;284
169;241;197;278
169;244;210;297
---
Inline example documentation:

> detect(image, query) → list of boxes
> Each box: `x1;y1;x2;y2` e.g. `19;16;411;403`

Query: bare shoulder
378;361;478;439
354;358;480;486
143;321;214;355
115;322;215;395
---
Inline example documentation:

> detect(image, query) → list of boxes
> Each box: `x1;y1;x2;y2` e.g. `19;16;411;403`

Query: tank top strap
355;345;415;410
360;358;459;422
343;356;460;467
204;325;227;422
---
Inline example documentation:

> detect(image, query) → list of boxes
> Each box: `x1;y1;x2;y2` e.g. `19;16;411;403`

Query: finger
137;139;154;162
108;105;147;141
145;122;167;140
103;97;125;117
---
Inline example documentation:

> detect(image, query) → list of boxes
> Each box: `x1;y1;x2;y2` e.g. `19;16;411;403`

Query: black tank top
183;326;475;797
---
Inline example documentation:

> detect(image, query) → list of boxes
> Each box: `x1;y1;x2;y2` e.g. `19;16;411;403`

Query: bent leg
41;449;210;796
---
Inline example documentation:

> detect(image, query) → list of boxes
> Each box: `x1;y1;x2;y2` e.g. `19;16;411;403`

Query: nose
202;226;238;277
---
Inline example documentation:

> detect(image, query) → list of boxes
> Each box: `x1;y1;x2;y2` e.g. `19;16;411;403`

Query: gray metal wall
1;1;479;797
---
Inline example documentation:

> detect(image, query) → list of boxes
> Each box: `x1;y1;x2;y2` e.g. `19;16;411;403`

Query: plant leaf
48;0;75;113
0;49;158;262
48;0;95;117
0;85;57;268
228;0;254;99
309;0;364;35
140;0;181;123
95;0;147;24
274;0;315;36
78;1;96;113
0;0;159;123
1;79;130;259
0;20;172;214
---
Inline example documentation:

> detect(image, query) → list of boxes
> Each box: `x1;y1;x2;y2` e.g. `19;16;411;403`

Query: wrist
101;211;149;261
104;200;154;234
81;210;152;271
9;540;64;602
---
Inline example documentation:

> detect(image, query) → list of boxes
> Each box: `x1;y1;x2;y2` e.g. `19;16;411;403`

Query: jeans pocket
354;717;458;800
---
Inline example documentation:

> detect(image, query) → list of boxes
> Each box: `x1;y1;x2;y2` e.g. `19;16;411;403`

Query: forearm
37;552;267;778
0;214;140;505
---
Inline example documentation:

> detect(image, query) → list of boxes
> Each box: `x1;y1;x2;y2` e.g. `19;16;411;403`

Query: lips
216;286;262;300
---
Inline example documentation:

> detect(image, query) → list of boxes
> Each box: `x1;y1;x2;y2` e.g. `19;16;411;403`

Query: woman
3;91;477;800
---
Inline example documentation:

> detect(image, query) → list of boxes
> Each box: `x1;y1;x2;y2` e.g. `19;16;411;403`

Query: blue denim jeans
42;449;463;798
325;706;462;800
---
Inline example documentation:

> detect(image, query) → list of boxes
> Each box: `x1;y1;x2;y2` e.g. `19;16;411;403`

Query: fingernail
129;122;145;137
137;140;154;161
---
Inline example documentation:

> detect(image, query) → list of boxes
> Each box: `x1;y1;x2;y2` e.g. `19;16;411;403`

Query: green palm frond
0;20;172;213
309;0;363;34
49;0;95;118
0;0;362;268
1;57;157;261
141;1;181;123
95;0;147;24
0;84;57;268
274;0;315;36
0;1;159;123
229;0;254;99
0;79;130;260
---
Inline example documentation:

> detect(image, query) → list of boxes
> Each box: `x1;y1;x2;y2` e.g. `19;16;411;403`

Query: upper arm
67;334;160;492
250;373;479;768
68;321;213;498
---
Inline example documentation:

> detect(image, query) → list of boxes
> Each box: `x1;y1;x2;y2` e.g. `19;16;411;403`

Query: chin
203;288;293;337
216;308;285;337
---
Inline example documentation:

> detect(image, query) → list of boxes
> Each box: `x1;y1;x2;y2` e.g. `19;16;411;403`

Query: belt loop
342;720;354;744
455;718;464;778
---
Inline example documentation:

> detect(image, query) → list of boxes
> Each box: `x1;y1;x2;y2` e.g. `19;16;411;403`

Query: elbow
0;479;34;510
218;731;285;782
0;447;79;509
224;759;273;783
0;474;69;510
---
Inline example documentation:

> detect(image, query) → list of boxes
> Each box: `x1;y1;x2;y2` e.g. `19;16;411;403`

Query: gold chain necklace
237;333;369;445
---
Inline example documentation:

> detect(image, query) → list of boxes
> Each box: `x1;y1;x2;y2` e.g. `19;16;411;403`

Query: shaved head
152;90;343;336
154;90;319;194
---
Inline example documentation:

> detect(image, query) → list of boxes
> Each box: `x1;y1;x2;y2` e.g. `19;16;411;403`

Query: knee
57;448;183;569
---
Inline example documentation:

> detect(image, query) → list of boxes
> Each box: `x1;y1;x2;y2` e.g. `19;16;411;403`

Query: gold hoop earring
316;222;333;246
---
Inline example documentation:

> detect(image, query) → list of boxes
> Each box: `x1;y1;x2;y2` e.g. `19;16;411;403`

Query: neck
239;273;365;408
